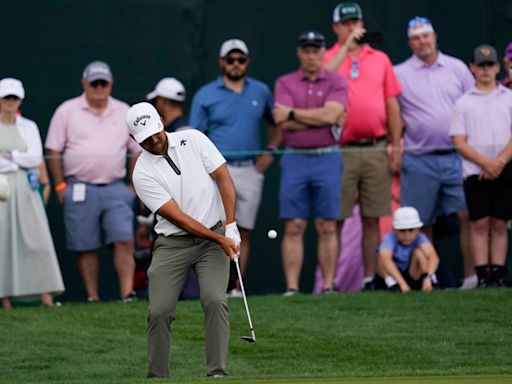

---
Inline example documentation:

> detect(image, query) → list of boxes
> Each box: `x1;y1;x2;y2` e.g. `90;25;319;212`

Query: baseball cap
407;16;435;38
504;42;512;60
297;30;326;48
472;44;498;65
82;61;113;82
126;102;164;143
333;2;363;23
219;39;249;58
146;77;186;102
392;207;423;230
0;78;25;99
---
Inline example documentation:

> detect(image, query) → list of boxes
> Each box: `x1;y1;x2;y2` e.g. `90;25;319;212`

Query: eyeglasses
408;16;431;28
224;56;248;65
2;95;20;100
90;80;109;88
350;60;360;79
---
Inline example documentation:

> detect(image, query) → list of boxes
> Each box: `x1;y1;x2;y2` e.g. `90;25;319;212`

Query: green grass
1;290;512;383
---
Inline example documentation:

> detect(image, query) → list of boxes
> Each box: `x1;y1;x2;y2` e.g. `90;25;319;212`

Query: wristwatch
288;109;295;121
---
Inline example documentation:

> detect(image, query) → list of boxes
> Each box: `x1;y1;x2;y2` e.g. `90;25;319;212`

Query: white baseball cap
126;102;164;143
219;39;249;58
392;207;423;230
0;78;25;99
146;77;186;101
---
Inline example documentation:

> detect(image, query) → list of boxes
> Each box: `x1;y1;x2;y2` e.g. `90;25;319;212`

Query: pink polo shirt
45;94;141;184
323;44;402;144
450;84;512;178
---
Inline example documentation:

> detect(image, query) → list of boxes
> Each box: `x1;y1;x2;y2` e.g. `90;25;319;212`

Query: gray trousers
146;232;230;378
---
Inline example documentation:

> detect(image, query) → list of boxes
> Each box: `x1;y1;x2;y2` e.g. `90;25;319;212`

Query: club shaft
234;258;255;333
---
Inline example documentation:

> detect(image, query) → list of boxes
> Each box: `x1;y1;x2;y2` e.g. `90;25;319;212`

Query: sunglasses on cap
224;56;248;65
2;95;21;100
90;79;110;88
408;16;431;28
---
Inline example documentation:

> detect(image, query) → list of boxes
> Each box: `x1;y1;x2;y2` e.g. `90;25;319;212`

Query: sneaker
119;291;137;303
363;280;376;291
283;288;298;297
321;288;337;295
227;289;243;298
207;370;228;378
460;274;478;290
86;297;100;303
388;284;401;292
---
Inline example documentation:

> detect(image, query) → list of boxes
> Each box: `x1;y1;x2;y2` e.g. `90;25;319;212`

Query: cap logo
342;6;356;14
308;32;315;39
134;114;150;126
480;47;491;57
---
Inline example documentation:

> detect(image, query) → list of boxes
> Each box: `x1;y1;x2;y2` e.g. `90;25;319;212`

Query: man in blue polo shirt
190;38;279;297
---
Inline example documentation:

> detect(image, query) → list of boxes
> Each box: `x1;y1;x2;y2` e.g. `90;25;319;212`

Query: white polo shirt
133;129;226;236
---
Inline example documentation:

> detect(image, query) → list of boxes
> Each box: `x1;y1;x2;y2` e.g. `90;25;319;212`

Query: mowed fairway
0;289;511;384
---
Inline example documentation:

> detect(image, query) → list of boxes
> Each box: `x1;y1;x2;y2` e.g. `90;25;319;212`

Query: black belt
345;136;386;147
430;149;456;155
169;221;223;237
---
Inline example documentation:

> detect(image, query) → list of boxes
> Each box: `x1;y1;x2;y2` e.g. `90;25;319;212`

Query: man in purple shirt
393;17;476;289
273;30;348;295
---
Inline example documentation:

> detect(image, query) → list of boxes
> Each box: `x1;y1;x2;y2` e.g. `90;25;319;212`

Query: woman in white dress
0;78;64;309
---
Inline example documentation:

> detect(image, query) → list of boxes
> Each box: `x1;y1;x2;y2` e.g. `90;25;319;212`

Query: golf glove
225;221;241;246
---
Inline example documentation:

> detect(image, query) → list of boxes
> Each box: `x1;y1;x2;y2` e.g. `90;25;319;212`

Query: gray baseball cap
472;45;498;65
82;61;113;82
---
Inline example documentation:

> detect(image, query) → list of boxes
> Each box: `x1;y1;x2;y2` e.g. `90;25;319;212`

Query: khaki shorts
227;164;264;230
340;141;391;219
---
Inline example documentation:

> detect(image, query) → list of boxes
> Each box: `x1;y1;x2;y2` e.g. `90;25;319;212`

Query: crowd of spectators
2;2;512;308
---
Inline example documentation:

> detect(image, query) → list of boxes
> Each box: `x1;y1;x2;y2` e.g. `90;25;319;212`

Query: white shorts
227;164;264;230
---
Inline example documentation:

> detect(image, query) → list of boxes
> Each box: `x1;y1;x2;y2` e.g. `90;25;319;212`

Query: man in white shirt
126;102;239;379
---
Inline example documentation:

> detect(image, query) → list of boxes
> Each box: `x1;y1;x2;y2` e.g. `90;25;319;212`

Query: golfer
126;102;240;378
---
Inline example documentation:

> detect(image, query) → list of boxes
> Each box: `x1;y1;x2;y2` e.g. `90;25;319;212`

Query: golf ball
267;229;278;239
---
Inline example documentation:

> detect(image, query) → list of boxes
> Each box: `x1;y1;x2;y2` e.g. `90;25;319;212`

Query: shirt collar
79;93;114;114
215;76;251;89
411;50;445;69
468;83;508;96
297;68;328;81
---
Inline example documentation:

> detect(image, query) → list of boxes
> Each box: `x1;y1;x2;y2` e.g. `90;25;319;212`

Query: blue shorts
64;179;135;251
279;151;342;219
401;153;466;225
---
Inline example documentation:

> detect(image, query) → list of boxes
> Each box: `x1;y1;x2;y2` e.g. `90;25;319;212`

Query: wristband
54;182;68;192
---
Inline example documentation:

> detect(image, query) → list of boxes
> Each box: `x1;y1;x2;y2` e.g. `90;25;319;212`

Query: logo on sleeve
180;140;187;146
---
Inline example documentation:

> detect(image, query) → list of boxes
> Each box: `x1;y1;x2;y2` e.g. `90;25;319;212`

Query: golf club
234;257;256;343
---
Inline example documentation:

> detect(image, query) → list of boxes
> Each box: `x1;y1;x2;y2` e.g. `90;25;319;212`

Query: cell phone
357;31;383;45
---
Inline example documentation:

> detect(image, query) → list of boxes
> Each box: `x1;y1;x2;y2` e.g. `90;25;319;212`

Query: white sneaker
227;289;243;298
460;274;478;290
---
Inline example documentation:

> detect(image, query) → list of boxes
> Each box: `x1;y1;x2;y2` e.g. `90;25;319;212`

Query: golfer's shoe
119;291;137;303
207;370;228;378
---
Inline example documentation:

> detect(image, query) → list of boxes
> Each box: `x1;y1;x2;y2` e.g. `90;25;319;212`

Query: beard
223;67;246;81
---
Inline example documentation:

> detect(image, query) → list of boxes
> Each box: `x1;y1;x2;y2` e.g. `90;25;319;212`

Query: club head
241;336;255;343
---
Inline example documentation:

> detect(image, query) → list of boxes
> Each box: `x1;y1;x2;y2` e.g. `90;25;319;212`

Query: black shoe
363;280;376;291
119;291;137;303
207;370;228;378
388;284;401;292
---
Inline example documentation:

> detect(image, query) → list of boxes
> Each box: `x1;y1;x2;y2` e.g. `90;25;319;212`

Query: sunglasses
350;60;360;79
90;80;110;88
2;95;20;100
408;16;431;28
224;56;248;65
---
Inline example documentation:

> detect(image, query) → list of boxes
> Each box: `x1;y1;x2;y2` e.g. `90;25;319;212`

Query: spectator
147;77;189;132
273;30;347;295
378;206;439;292
450;45;512;288
324;2;402;290
501;42;512;89
393;17;476;289
126;102;239;378
0;78;64;309
45;61;140;302
190;39;278;297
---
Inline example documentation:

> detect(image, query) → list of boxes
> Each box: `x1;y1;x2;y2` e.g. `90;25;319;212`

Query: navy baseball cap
297;30;326;48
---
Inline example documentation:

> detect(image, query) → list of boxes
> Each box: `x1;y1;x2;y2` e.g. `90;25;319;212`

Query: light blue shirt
189;76;274;160
379;231;430;271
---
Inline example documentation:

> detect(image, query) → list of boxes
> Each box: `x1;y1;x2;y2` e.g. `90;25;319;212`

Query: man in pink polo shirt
273;30;348;295
45;61;141;302
324;2;402;290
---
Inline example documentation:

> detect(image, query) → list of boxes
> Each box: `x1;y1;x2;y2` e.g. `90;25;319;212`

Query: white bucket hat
392;206;423;230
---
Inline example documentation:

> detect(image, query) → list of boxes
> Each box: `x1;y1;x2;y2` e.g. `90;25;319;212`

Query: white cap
392;207;423;230
146;77;186;101
126;102;164;143
0;78;25;99
219;39;249;58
